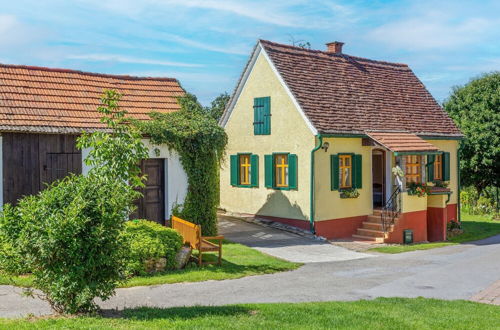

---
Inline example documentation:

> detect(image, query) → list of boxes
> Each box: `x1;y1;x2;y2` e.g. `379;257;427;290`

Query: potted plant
407;182;430;197
340;188;360;199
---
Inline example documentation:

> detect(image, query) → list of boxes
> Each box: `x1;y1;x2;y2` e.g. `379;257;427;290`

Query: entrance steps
352;209;398;243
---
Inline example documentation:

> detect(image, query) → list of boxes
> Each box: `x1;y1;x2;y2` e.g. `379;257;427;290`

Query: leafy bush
0;204;30;275
4;174;135;314
123;220;183;275
461;186;498;217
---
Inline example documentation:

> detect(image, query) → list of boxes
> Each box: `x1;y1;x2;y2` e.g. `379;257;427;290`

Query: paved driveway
1;221;499;318
218;215;373;263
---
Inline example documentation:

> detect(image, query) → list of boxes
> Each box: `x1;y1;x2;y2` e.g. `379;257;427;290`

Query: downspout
309;134;323;234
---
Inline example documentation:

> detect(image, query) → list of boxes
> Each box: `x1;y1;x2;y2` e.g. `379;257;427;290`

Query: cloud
367;9;498;51
67;54;204;67
0;14;45;47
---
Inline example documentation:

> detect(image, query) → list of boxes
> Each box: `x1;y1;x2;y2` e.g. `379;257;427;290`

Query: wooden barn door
131;159;165;225
2;133;82;205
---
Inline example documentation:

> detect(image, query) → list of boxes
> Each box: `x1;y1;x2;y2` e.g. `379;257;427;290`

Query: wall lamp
321;141;330;152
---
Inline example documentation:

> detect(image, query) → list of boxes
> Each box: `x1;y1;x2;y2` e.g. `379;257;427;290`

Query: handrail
380;186;401;232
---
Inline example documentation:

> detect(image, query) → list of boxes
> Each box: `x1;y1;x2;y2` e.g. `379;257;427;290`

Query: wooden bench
171;216;224;266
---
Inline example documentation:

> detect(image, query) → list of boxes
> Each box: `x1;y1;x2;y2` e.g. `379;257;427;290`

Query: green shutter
250;154;259;187
253;97;270;135
331;154;339;190
354;154;362;189
230;155;238;186
288;154;298;189
264;154;273;188
253;98;261;135
443;152;451;181
427;154;435;182
262;97;271;135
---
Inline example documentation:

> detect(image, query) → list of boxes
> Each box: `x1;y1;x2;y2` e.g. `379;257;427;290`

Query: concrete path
1;224;499;318
218;215;373;263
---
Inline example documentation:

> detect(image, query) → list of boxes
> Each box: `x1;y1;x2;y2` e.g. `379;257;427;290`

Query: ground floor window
434;154;442;180
239;154;251;186
405;155;421;185
274;154;289;188
339;154;352;188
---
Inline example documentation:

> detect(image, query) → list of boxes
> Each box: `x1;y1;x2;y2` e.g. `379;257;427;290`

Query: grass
370;212;500;254
0;298;498;329
0;240;300;288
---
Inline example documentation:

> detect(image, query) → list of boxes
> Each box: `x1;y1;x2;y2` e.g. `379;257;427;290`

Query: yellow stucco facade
314;137;374;221
219;51;315;220
220;49;461;228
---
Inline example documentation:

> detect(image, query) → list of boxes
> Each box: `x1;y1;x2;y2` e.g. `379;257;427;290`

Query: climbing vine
138;93;227;235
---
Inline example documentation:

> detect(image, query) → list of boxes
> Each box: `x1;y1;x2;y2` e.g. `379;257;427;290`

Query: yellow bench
171;216;223;266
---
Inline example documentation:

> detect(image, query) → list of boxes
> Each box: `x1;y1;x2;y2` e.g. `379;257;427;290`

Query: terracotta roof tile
367;131;439;152
259;40;462;137
0;64;184;133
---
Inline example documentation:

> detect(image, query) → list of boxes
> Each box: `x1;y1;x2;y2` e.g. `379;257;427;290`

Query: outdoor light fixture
321;141;330;152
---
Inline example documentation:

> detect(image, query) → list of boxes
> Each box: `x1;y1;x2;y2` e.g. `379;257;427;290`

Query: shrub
123;220;183;275
0;204;30;275
6;174;135;314
461;186;498;217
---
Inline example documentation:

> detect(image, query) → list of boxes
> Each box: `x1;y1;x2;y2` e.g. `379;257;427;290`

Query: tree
443;72;500;196
208;92;230;121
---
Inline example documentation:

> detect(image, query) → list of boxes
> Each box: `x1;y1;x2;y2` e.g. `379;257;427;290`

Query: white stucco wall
81;139;188;219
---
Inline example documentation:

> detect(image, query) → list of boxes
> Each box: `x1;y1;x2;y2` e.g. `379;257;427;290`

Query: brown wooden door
43;152;82;186
131;159;165;225
2;133;82;205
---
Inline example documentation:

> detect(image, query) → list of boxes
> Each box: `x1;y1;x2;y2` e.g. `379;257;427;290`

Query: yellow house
219;40;462;243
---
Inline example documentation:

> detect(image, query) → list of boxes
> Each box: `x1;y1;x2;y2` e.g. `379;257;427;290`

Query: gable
221;43;316;136
223;50;316;140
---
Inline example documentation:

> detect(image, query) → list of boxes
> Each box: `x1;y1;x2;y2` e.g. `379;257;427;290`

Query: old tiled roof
260;40;462;137
367;132;439;152
0;64;184;133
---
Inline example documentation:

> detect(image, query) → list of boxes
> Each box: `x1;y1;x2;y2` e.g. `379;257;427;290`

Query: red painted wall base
314;215;367;239
385;210;428;243
256;215;311;231
256;214;367;239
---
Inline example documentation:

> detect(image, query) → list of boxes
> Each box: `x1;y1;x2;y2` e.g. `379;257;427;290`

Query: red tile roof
260;40;462;137
0;64;185;133
367;132;439;152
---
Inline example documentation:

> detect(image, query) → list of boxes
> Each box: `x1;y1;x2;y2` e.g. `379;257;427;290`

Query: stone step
366;214;383;223
373;209;383;216
362;221;383;230
352;234;385;243
356;228;386;238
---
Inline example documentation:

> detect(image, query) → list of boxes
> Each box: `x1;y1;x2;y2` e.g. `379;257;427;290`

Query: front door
372;150;385;208
131;159;165;225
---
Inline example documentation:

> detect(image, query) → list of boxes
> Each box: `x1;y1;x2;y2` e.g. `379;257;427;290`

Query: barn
0;64;188;224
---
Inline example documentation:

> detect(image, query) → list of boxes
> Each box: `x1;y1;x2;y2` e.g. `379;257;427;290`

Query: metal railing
381;186;401;232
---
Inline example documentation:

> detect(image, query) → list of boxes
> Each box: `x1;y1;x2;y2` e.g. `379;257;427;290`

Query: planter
339;188;360;199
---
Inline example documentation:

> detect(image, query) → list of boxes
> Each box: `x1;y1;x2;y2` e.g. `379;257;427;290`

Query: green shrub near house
123;220;183;275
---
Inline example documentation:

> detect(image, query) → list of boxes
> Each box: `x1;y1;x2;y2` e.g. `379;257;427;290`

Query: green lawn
371;212;500;254
0;241;300;288
1;298;498;329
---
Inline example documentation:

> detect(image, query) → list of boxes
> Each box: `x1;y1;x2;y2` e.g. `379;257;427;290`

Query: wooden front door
372;150;386;208
131;159;165;225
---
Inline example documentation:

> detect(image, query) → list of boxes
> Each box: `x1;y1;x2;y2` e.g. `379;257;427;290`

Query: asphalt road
1;217;499;318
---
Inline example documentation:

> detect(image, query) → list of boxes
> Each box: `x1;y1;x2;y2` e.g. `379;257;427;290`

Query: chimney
326;41;344;54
